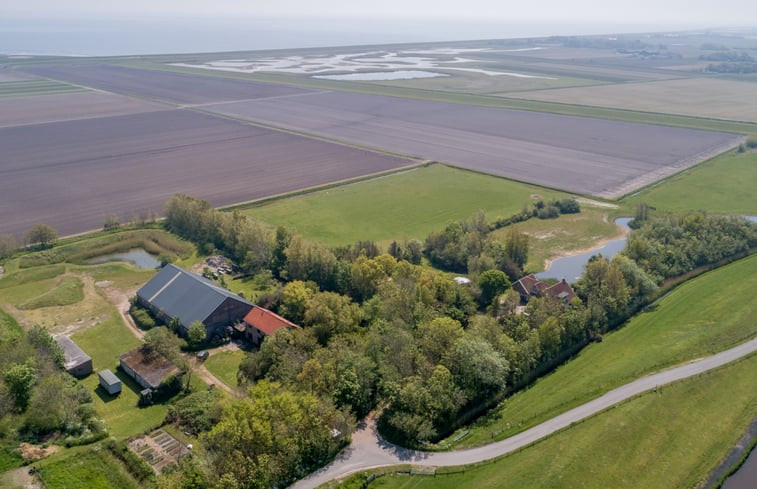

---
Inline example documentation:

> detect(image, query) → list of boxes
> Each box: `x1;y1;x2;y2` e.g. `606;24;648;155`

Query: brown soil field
202;90;743;197
0;109;412;237
22;63;315;105
0;91;167;127
509;78;757;122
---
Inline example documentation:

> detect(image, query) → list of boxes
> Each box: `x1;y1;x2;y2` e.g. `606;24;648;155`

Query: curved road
292;337;757;489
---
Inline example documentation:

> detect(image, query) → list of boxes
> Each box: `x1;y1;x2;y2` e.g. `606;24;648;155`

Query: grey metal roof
55;336;91;369
136;264;251;329
98;369;120;386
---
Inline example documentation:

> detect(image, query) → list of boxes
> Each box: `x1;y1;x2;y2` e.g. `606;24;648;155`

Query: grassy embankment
350;354;757;489
436;253;757;449
242;164;569;248
203;349;246;388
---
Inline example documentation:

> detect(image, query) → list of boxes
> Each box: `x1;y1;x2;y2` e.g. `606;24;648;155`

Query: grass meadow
365;354;757;489
623;149;757;215
17;276;83;310
440;253;757;448
204;349;246;388
242;164;568;247
35;446;138;489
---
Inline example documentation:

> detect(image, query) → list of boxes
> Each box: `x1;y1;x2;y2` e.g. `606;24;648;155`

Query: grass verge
365;354;757;489
441;253;757;448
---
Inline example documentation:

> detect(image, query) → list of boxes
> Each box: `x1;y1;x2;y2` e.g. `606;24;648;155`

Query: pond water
535;218;632;284
722;447;757;489
313;70;447;81
745;215;757;223
87;249;161;270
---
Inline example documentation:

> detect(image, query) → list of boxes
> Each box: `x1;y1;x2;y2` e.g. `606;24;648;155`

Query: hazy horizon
2;15;754;57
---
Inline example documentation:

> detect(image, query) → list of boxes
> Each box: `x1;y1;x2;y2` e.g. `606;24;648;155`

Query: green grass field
367;354;757;489
242;165;568;247
623;149;757;214
204;349;246;388
440;253;757;449
0;79;84;99
17;276;84;310
72;310;167;440
36;446;138;489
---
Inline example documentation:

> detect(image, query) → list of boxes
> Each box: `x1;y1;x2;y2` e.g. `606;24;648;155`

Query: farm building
119;347;181;391
55;336;92;377
98;369;121;396
243;306;301;347
513;275;577;304
136;264;253;338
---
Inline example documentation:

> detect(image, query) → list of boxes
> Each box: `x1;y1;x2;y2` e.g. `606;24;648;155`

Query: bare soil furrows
0;91;167;127
22;64;314;104
0;109;412;237
203;91;743;197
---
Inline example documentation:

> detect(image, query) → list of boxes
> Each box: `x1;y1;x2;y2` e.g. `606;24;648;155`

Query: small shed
98;369;121;396
55;336;93;378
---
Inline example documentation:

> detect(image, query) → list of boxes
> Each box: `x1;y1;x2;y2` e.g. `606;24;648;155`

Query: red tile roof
514;274;549;297
243;306;300;336
544;279;577;302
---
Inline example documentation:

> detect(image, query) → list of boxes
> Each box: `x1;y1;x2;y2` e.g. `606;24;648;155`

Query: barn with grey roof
136;264;252;338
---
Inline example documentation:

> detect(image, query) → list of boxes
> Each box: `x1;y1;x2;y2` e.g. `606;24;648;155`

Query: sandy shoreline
540;219;630;272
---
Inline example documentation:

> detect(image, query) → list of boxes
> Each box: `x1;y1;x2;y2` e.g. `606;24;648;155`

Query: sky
3;0;757;25
2;1;756;56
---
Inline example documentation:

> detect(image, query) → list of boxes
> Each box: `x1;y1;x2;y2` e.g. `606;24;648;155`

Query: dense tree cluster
0;326;102;443
625;213;756;280
160;195;754;486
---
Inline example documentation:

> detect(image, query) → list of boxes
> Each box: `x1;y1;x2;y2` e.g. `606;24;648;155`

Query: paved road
292;337;757;489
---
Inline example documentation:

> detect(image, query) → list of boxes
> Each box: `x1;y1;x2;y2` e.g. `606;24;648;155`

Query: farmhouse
243;306;301;347
119;346;181;391
55;336;92;378
136;264;252;338
98;369;121;396
513;274;576;303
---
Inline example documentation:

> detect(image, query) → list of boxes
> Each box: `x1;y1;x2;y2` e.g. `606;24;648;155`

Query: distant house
98;369;121;396
119;347;181;391
513;274;576;303
513;274;550;303
136;264;253;339
242;306;301;347
543;279;577;303
55;336;92;378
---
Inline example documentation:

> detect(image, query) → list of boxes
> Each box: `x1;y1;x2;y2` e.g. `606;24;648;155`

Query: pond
87;249;161;270
535;218;632;284
313;70;447;81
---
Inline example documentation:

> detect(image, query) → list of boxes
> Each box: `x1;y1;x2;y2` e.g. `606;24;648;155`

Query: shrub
129;304;157;330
